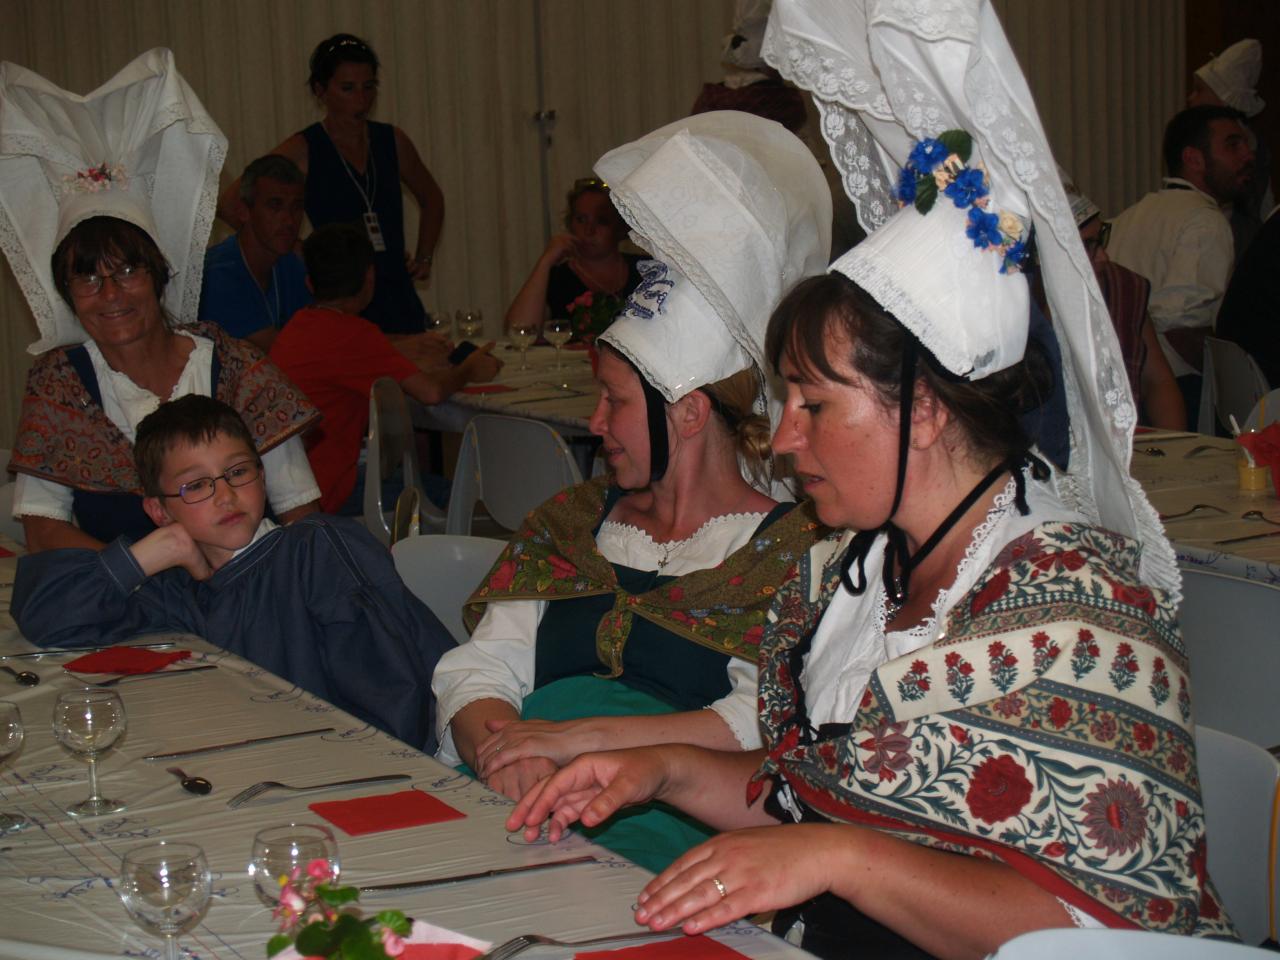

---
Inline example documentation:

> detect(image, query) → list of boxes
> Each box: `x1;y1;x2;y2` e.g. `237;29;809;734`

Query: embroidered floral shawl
463;477;826;673
9;323;319;494
754;521;1236;938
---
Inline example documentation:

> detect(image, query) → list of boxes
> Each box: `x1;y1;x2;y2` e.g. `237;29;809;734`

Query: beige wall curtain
0;0;1183;450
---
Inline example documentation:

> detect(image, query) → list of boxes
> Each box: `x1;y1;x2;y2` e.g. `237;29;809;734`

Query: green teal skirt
464;675;716;873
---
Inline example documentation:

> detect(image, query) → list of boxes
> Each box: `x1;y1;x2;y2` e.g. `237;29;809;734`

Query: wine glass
457;309;483;339
52;688;126;817
509;321;538;371
248;822;340;906
0;702;28;834
544;317;574;382
119;841;212;960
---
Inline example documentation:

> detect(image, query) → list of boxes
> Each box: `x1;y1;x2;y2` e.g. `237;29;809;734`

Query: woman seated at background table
433;111;832;872
506;4;1228;955
503;178;643;335
0;49;320;553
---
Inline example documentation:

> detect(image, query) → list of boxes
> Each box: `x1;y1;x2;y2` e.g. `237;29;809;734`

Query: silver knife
359;855;599;893
91;664;218;686
142;726;336;761
3;641;177;660
1215;529;1280;546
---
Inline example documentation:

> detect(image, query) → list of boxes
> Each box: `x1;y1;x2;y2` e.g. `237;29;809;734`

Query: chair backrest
445;414;583;535
1201;337;1271;435
1244;387;1280;432
363;378;448;542
391;486;420;545
1195;725;1280;945
391;534;507;644
1178;566;1280;751
993;928;1277;959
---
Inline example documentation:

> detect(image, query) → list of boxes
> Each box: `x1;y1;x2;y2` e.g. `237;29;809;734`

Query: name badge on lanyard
363;211;387;252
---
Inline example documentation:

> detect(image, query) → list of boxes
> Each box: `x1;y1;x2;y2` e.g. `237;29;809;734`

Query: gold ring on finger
711;876;727;900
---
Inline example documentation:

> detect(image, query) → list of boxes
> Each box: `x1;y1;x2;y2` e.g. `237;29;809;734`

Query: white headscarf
763;0;1179;599
596;110;832;409
0;48;226;354
1196;39;1265;118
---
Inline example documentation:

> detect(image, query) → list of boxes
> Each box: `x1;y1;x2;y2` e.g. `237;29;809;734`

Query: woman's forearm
655;745;775;830
21;516;105;553
504;253;556;333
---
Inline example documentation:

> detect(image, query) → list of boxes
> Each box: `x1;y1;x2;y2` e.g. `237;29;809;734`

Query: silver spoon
1241;510;1280;526
1159;503;1226;521
166;767;212;795
0;665;39;686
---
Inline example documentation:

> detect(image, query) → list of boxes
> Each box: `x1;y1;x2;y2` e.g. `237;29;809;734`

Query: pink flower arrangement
266;857;410;958
565;290;624;341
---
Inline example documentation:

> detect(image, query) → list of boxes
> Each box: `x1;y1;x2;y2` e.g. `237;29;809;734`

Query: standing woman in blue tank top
220;34;443;335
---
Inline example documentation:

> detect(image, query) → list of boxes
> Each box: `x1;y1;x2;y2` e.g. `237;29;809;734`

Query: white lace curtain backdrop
0;0;1183;450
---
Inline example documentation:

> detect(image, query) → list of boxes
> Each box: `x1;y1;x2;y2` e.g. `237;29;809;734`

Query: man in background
199;155;311;351
1107;105;1256;424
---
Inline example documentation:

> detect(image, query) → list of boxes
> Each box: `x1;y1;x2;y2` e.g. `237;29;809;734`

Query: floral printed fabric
754;522;1236;937
9;322;319;494
463;477;826;674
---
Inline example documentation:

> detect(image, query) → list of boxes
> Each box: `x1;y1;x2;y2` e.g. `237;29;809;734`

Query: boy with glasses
12;394;454;750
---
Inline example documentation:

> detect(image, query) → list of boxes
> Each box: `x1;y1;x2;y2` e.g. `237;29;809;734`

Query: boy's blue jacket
12;515;455;752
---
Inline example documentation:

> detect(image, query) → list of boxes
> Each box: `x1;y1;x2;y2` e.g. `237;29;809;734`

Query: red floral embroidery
489;560;516;591
965;754;1033;823
547;555;577;579
1043;841;1067;858
857;722;913;783
1146;898;1173;923
1048;697;1073;729
1107;579;1157;616
1133;723;1156;752
971;568;1011;615
742;624;764;647
667;586;685;602
1081;779;1147;855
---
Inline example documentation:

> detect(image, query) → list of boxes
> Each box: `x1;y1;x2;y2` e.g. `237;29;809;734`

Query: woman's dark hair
307;33;380;94
766;272;1052;466
51;216;171;308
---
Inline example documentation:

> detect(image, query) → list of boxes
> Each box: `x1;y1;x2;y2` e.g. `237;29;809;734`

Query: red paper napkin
63;646;191;674
577;936;747;960
1238;423;1280;494
308;789;465;836
460;384;517;395
403;946;483;960
0;545;15;558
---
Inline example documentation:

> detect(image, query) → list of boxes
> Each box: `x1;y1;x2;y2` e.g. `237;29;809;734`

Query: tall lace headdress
762;0;1179;599
0;48;226;354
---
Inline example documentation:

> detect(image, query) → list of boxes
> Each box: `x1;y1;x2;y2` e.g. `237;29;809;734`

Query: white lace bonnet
0;48;227;355
763;0;1179;598
595;109;832;405
1196;39;1265;118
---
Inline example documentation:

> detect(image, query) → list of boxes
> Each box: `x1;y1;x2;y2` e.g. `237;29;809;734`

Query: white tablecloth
0;551;811;958
1130;431;1280;584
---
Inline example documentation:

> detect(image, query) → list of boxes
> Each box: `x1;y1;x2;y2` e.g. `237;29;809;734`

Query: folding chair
1199;337;1270;435
391;534;507;644
363;377;444;545
445;414;582;535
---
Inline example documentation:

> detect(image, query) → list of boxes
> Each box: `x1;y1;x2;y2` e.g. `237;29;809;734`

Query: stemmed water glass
544;317;574;384
119;841;212;960
52;688;127;817
457;309;484;340
248;822;341;906
509;321;538;371
0;702;28;834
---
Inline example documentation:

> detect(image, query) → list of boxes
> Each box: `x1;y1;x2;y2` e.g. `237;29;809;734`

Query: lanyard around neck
323;122;377;213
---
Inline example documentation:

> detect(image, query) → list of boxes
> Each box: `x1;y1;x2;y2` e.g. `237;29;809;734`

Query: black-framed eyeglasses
1082;220;1111;259
160;460;262;505
68;263;151;298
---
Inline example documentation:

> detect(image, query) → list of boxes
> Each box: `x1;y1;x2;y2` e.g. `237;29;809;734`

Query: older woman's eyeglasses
160;460;262;505
68;263;150;298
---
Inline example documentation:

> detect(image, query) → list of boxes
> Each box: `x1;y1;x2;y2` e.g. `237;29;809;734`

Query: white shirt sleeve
1146;209;1234;333
708;656;763;749
11;472;75;523
432;597;547;766
262;437;320;514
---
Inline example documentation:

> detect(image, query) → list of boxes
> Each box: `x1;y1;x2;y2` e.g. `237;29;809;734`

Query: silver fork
226;773;411;809
478;930;677;960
